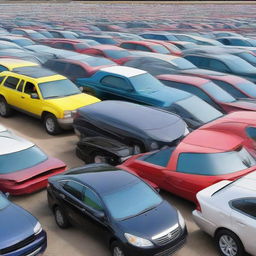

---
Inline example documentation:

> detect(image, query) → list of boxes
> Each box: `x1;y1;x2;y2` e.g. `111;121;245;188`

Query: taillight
195;198;202;212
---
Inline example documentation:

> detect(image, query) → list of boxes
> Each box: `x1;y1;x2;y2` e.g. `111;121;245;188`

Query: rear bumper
2;230;47;256
123;228;187;256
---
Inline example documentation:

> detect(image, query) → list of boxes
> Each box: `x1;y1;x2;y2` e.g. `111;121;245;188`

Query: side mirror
4;192;10;198
31;93;39;99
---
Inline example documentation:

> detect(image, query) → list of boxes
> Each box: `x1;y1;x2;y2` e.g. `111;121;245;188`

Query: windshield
15;39;35;47
0;193;10;210
172;57;196;70
238;52;256;65
202;82;236;103
97;38;118;45
75;43;89;50
130;73;163;92
177;147;256;175
104;49;131;59
102;181;162;220
38;79;80;99
151;45;170;54
82;57;115;67
228;56;256;73
30;32;46;40
0;146;47;173
235;82;256;97
175;95;223;123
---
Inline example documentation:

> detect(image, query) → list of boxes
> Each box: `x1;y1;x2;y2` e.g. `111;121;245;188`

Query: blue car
0;192;47;256
76;66;223;129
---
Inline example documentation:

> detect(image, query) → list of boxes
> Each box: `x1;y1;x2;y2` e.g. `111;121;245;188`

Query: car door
20;81;42;117
230;198;256;255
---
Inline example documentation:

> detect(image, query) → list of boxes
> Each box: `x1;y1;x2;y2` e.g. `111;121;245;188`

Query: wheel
54;206;70;229
0;97;12;117
111;241;126;256
43;113;62;135
215;229;245;256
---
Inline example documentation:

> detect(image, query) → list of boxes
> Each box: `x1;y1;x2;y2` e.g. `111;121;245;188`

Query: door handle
59;193;65;199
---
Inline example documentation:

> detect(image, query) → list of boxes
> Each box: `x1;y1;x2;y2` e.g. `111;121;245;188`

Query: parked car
183;53;256;83
119;127;256;202
76;66;223;129
79;45;133;64
0;66;100;134
48;30;78;39
73;100;188;164
193;171;256;256
0;125;66;194
216;36;256;47
0;35;36;47
44;56;116;82
139;32;179;41
47;164;187;256
11;28;47;41
158;74;256;113
0;58;38;72
79;34;119;45
0;191;47;255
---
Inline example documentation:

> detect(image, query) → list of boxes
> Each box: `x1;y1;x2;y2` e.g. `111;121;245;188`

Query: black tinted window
0;65;8;72
66;64;87;78
82;188;103;211
101;76;131;91
120;43;135;50
231;198;256;218
17;80;24;92
135;45;150;52
24;82;37;95
63;181;83;200
208;59;230;72
246;127;256;141
138;147;174;167
0;76;5;84
4;76;19;89
213;80;246;98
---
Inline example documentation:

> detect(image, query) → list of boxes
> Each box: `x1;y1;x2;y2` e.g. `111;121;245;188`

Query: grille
154;237;186;256
0;235;36;254
153;226;182;246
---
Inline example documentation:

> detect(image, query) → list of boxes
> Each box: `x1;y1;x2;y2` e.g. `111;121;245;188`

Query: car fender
41;105;63;119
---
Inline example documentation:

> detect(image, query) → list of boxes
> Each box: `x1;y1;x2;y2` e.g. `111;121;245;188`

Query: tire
0;97;12;117
43;113;62;135
111;241;126;256
54;206;70;229
215;229;245;256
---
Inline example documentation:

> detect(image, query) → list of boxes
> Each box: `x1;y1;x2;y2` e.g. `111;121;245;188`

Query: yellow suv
0;58;38;72
0;66;100;134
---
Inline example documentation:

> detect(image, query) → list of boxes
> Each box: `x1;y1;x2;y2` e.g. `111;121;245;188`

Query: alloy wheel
219;235;238;256
113;247;124;256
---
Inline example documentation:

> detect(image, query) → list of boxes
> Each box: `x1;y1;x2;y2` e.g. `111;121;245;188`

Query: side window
231;198;256;218
154;35;167;40
50;32;61;38
230;39;250;46
82;188;103;211
220;39;231;45
66;64;88;78
17;80;25;92
24;82;37;95
0;76;6;84
138;148;174;167
62;43;75;51
213;80;246;98
0;65;8;72
135;45;150;52
142;34;153;39
208;59;230;72
101;76;132;91
246;127;256;141
4;76;19;89
184;56;208;67
63;181;83;200
12;30;26;36
120;43;135;50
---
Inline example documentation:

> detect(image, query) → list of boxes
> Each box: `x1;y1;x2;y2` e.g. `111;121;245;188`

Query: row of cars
1;9;256;256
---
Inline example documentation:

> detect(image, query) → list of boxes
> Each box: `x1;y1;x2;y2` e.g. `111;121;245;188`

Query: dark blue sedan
0;192;47;256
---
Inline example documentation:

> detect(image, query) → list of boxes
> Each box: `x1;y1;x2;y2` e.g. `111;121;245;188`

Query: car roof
200;73;248;84
100;66;146;77
158;74;210;86
0;58;38;69
181;129;243;153
10;66;60;78
0;129;34;155
61;164;141;195
133;51;179;62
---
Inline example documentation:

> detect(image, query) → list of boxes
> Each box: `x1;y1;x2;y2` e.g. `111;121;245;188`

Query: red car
0;126;66;195
143;40;182;55
158;74;256;113
119;125;256;202
44;55;116;81
81;45;133;64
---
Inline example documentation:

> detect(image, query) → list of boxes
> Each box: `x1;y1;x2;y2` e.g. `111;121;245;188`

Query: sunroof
12;66;57;78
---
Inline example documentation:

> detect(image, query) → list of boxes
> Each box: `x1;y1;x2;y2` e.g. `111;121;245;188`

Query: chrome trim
152;223;179;240
26;246;42;256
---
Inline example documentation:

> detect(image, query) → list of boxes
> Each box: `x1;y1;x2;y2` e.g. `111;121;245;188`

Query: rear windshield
177;147;256;175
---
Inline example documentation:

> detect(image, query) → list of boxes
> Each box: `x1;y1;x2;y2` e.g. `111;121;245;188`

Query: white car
193;171;256;256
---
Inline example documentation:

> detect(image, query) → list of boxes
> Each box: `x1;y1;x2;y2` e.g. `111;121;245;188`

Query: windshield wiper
121;205;157;221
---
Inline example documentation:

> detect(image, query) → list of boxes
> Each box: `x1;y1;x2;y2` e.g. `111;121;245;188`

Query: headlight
63;110;77;119
33;222;42;235
150;142;158;150
124;233;153;248
177;211;186;229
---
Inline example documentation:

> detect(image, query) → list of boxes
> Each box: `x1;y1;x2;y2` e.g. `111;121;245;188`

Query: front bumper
57;117;74;130
2;230;47;256
123;228;187;256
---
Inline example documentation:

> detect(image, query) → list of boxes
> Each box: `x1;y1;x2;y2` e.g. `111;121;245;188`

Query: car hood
224;99;256;111
117;201;179;240
0;157;66;183
46;93;100;111
0;203;36;249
